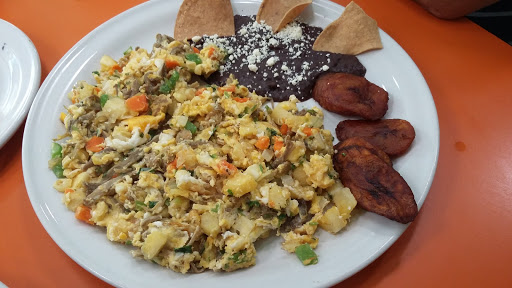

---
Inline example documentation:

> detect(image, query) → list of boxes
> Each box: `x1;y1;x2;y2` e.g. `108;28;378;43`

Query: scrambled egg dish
49;34;357;273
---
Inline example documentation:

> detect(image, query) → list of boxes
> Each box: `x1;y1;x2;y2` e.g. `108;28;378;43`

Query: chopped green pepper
185;121;197;134
295;244;318;265
185;53;202;64
160;70;180;94
100;94;109;108
51;143;62;159
123;46;133;55
52;164;64;178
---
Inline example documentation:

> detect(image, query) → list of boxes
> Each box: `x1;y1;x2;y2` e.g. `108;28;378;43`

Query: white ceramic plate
22;0;439;287
0;19;40;149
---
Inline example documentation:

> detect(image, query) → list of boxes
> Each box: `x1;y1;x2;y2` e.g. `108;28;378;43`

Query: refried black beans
193;15;366;102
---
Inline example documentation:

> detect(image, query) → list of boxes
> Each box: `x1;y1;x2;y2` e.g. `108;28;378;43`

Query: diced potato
268;184;290;210
233;215;255;236
286;141;306;162
177;147;198;170
223;172;257;197
309;195;329;214
303;154;335;189
142;230;168;259
319;206;346;234
292;166;309;186
328;181;357;217
200;211;220;236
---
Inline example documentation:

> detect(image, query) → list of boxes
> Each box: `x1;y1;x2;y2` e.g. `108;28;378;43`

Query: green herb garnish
174;245;193;253
211;203;220;213
92;71;100;76
247;200;260;208
125;240;132;246
210;154;218;159
148;201;158;208
309;221;318;226
227;189;234;196
266;127;278;137
307;109;317;116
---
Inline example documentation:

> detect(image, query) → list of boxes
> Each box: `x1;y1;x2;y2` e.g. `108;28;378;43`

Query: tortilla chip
256;0;312;32
313;1;383;55
174;0;235;41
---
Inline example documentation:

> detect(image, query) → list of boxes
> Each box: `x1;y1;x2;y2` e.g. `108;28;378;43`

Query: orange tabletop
1;0;512;287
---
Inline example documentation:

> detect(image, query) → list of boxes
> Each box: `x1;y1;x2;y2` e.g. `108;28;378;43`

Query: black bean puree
197;15;366;102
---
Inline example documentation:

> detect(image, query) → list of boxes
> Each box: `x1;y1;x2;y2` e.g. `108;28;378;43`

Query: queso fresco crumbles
49;34;357;273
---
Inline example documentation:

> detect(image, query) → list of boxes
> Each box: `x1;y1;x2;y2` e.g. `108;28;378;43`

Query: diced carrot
109;64;122;75
75;205;93;224
193;47;200;54
64;188;74;194
125;94;148;113
217;160;237;176
273;136;284;151
255;136;270;150
86;136;105;153
207;47;215;57
94;87;101;95
165;59;180;69
195;88;206;96
303;127;313;137
167;158;178;172
219;85;236;94
233;97;249;103
280;124;289;135
71;97;77;104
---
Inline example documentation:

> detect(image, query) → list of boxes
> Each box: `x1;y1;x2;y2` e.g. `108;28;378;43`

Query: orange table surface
1;0;512;287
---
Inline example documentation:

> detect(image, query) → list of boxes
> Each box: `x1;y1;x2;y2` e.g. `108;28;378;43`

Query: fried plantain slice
336;119;415;157
334;137;417;223
312;73;388;120
334;137;392;166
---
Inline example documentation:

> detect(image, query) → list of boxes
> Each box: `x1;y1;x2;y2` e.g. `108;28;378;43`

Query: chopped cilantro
92;71;100;76
224;91;230;98
210;154;218;159
264;106;272;114
174;245;193;253
184;121;197;134
100;94;109;108
164;198;171;206
266;127;278;137
247;200;260;208
341;152;346;157
137;167;154;175
159;70;179;94
185;53;202;64
309;221;318;226
277;213;287;223
211;203;220;213
148;201;158;208
229;250;248;264
227;189;234;196
259;164;264;173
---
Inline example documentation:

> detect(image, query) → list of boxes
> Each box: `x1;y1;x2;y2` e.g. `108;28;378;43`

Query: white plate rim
0;19;41;149
22;0;439;287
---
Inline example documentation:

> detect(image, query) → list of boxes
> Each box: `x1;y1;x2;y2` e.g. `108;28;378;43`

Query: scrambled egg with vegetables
49;34;357;273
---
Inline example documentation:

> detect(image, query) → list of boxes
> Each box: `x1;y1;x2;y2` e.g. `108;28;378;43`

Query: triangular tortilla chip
313;1;383;55
174;0;235;41
256;0;312;32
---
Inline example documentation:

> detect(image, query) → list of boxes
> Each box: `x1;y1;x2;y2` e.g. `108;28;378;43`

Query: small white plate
0;19;41;149
22;1;439;287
